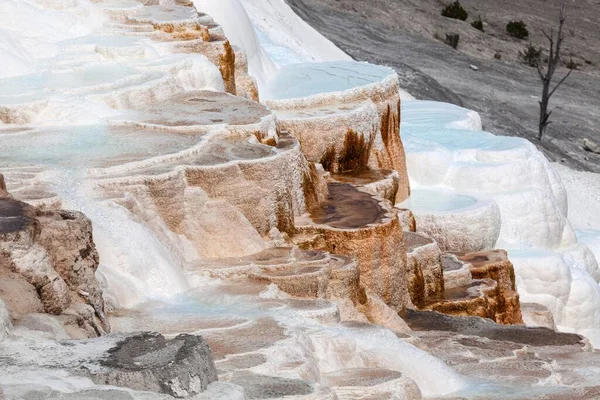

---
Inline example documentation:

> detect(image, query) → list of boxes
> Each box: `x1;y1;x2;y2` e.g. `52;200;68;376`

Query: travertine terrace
1;0;599;399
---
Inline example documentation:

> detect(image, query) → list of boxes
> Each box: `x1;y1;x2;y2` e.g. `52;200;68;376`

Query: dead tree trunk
536;0;572;141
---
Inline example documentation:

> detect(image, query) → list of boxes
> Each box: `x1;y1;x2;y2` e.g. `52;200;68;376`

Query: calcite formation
264;61;411;203
2;0;592;398
405;232;444;308
403;236;523;324
400;189;501;252
401;99;600;344
294;183;412;311
453;250;523;324
0;0;526;331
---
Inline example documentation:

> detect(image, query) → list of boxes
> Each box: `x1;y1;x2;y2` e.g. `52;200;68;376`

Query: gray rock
583;138;600;154
84;332;218;398
0;298;11;342
15;313;70;340
404;309;585;347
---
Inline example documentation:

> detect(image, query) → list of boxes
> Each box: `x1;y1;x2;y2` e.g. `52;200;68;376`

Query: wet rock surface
404;310;584;347
309;183;384;229
406;310;600;398
229;371;313;399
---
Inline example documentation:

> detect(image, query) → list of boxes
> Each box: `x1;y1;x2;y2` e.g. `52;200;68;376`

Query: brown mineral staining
407;256;426;308
375;100;410;202
219;41;237;95
263;137;277;146
404;232;444;308
275;196;295;235
453;250;523;324
319;145;336;173
421;249;523;325
309;183;383;229
338;130;374;173
252;131;277;147
302;164;321;212
318;130;375;174
295;183;411;311
244;80;260;102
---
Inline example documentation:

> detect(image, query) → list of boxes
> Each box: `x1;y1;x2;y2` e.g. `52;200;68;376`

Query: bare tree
536;0;572;140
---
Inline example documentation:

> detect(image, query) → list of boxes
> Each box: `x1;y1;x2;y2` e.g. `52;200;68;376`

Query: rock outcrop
294;183;412;311
87;333;218;398
0;181;108;337
452;250;523;324
264;61;411;203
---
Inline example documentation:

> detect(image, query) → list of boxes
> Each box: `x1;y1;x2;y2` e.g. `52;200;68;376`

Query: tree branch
542;29;553;43
548;69;573;98
536;62;546;80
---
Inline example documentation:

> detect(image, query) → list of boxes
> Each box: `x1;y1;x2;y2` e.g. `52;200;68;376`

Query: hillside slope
286;0;600;172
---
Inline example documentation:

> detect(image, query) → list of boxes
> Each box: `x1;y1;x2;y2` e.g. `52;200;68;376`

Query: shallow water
400;189;477;212
0;125;202;168
263;61;394;100
0;65;136;97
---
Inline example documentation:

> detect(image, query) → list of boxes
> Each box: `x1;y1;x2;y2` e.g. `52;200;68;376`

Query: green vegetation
519;43;542;67
506;20;529;39
471;16;484;32
441;1;468;21
445;33;460;49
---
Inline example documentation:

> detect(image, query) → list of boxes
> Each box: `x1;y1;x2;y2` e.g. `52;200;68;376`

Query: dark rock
0;198;32;234
404;309;585;347
87;332;218;398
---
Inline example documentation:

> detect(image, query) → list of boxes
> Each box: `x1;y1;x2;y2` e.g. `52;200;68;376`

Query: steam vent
1;0;600;399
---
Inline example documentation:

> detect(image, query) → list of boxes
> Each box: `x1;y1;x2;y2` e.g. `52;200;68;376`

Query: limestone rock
441;253;472;290
405;232;444;308
405;193;501;253
264;61;411;202
397;208;417;232
358;290;411;334
294;183;412;311
37;210;103;315
0;269;44;320
521;302;556;330
85;332;218;398
453;250;523;324
0;194;108;333
0;197;71;315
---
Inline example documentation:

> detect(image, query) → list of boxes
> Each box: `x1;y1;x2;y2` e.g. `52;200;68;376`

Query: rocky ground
286;0;600;172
